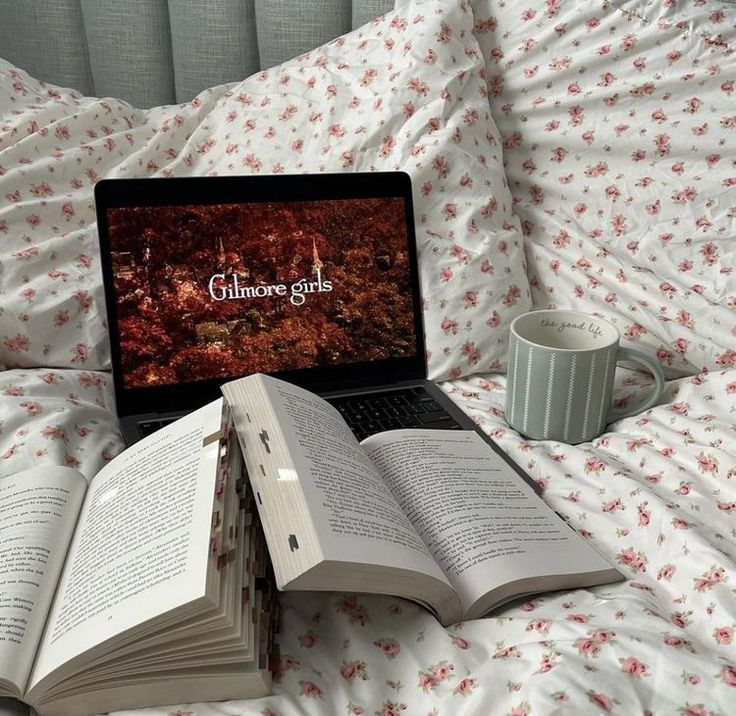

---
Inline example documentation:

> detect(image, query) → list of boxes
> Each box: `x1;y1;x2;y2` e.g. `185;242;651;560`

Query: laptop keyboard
137;387;462;442
326;386;463;442
138;417;178;437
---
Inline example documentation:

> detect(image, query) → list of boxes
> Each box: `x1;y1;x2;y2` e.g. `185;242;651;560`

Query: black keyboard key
138;417;178;437
139;421;159;435
398;415;422;428
417;413;459;427
326;387;462;438
406;403;426;415
422;399;444;413
430;421;463;429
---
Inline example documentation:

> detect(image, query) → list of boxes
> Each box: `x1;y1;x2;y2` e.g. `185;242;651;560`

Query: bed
1;0;735;714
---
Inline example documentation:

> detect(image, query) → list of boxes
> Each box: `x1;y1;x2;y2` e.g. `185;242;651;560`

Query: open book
0;400;275;716
221;374;623;626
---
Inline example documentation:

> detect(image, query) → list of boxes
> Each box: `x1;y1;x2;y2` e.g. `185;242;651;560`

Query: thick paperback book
221;374;622;626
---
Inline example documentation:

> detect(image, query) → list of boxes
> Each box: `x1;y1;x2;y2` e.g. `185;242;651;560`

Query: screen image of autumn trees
107;197;416;388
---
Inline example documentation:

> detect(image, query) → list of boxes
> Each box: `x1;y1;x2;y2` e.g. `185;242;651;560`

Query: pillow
0;0;530;382
469;0;736;378
0;68;230;372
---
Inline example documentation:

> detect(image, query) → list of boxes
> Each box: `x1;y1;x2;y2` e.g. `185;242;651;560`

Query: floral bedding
473;0;736;380
1;0;735;715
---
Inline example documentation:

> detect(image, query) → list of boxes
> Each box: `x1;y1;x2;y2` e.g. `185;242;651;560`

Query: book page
29;399;224;690
362;430;616;613
0;467;85;695
224;376;448;587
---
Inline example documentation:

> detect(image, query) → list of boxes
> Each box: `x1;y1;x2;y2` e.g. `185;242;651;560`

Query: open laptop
94;173;510;464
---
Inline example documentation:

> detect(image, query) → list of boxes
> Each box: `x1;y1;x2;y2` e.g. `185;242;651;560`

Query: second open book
222;374;622;626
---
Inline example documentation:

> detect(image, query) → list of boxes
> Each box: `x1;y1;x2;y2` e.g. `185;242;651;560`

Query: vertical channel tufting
0;0;394;107
80;0;176;107
0;0;94;96
351;0;394;28
253;0;352;70
168;0;260;104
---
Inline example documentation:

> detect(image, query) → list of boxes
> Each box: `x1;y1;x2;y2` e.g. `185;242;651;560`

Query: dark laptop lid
95;173;426;418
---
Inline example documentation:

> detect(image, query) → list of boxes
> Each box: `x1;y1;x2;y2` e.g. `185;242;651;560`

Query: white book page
252;377;448;582
362;430;612;611
0;467;85;694
29;399;224;690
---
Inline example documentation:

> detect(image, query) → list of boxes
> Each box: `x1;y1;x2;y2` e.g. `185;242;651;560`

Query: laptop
94;173;517;474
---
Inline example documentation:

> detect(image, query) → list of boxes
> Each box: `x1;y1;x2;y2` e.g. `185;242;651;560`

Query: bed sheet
2;366;735;715
2;0;735;713
0;369;123;478
471;0;736;380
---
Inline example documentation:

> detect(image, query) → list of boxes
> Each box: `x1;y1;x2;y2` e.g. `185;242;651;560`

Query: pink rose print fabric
0;77;228;371
2;0;736;715
149;0;531;382
0;0;530;383
470;0;736;379
439;364;736;715
0;368;123;478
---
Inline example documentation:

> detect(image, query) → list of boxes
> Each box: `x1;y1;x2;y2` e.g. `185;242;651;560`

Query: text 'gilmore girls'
208;268;333;306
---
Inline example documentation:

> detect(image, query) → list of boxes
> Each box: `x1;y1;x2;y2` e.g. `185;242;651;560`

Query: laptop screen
96;174;425;412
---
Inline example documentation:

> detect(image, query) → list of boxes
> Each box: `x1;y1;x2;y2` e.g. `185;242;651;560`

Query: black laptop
94;173;501;455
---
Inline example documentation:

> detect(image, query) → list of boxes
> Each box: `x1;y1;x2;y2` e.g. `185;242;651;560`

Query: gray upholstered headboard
0;0;394;108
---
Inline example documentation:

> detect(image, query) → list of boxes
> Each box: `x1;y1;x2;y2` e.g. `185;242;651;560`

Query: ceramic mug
505;310;665;443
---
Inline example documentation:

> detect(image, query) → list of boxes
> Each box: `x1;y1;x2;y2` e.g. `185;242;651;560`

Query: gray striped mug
505;310;665;443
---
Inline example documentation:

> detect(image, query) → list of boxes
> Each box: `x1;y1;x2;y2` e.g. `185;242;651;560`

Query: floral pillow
0;0;530;382
0;71;223;372
469;0;736;377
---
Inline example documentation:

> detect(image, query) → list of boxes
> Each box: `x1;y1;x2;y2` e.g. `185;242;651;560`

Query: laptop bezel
95;172;427;418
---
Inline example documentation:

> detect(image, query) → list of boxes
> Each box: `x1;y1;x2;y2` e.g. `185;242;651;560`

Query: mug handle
607;347;666;421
